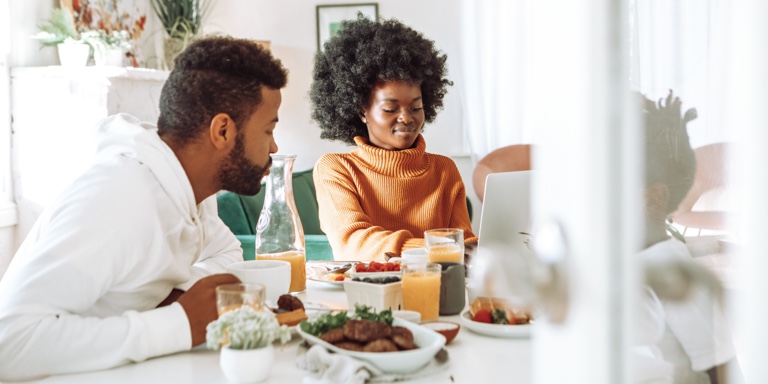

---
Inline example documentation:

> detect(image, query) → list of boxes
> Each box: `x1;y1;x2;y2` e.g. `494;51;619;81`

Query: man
638;90;741;384
0;36;288;380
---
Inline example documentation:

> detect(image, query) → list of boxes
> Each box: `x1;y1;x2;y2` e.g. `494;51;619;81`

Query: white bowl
392;310;421;324
296;318;446;373
227;260;291;302
343;279;403;312
388;248;428;266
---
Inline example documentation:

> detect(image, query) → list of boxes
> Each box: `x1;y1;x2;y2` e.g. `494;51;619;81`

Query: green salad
299;304;394;337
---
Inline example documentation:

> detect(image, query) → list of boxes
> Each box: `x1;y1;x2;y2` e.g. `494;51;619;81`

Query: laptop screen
470;170;535;304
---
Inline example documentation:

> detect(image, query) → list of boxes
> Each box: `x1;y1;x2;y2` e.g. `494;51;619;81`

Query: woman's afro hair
310;16;452;144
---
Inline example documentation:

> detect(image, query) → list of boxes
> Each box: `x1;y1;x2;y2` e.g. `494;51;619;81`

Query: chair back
671;142;731;231
472;144;532;202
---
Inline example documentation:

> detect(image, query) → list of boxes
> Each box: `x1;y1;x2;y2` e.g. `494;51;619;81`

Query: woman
310;17;477;261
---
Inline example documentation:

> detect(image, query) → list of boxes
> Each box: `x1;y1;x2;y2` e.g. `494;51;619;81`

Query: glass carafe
254;154;306;293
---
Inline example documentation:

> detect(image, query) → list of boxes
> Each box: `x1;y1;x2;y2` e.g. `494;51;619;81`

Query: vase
163;36;187;70
219;344;274;383
94;48;125;67
56;43;90;67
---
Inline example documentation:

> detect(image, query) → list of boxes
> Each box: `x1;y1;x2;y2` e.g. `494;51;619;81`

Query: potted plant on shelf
150;0;212;70
206;306;291;383
81;29;132;66
33;8;90;67
65;0;147;67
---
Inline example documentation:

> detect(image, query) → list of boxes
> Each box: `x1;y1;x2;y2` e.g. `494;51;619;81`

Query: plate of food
459;297;533;338
306;265;349;287
297;306;446;373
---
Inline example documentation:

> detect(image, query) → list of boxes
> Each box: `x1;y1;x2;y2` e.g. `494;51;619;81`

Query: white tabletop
22;279;532;384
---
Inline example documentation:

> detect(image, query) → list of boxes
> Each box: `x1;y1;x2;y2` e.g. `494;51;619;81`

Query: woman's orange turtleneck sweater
313;135;477;261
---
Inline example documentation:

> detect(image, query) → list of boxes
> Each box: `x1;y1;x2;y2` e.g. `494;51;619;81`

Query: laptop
469;171;535;304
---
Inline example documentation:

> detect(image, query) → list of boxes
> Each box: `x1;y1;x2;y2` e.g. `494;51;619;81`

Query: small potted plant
33;8;89;67
81;29;132;66
150;0;212;69
206;306;291;383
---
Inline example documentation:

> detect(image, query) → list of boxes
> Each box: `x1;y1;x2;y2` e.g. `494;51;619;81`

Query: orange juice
427;243;463;263
256;251;306;293
402;269;441;321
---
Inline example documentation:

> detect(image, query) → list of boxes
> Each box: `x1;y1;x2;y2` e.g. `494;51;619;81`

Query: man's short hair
157;36;288;145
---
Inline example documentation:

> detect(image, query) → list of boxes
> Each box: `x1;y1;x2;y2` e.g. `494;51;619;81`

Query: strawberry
472;309;492;323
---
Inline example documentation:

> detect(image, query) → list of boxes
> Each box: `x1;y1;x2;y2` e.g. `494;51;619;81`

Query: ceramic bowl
420;321;461;345
227;260;291;302
297;318;445;373
392;310;421;324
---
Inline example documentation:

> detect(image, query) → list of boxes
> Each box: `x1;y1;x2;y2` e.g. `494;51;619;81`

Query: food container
421;321;461;344
343;279;403;311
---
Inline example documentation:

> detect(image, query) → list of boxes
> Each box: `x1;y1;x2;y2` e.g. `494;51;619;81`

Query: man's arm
175;197;244;291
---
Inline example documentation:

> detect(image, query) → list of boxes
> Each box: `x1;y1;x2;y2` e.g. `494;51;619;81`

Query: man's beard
218;134;270;196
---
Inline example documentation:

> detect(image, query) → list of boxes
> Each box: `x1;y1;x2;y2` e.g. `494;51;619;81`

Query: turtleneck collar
352;134;430;177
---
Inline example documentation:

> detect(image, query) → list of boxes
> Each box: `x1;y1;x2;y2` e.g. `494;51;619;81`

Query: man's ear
209;113;236;150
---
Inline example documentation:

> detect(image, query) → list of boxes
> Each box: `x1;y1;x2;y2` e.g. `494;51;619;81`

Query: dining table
20;262;533;384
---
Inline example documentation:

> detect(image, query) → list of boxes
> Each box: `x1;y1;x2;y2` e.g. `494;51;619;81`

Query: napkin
296;343;450;384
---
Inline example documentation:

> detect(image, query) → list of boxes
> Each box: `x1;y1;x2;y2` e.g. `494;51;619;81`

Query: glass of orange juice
402;263;442;321
256;250;306;293
215;283;265;317
425;228;464;263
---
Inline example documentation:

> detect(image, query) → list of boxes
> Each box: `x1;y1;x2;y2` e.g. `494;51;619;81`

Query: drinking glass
425;228;464;263
401;263;442;321
215;283;266;316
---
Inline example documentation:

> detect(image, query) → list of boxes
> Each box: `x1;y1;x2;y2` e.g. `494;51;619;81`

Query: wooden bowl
420;321;461;345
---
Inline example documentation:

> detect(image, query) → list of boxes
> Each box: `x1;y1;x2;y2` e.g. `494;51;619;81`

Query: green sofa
216;169;335;261
217;168;473;261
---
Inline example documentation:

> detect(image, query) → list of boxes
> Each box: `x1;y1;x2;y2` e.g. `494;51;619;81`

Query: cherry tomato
472;309;493;323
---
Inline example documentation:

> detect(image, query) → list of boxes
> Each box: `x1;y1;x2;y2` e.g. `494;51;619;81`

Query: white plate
296;318;446;373
306;265;346;287
459;309;532;338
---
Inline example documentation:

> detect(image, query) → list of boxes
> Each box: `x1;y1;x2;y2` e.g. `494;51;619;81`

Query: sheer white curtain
459;0;534;162
630;0;731;148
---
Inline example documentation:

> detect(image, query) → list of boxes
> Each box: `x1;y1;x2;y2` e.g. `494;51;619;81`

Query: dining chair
472;144;532;202
670;142;732;235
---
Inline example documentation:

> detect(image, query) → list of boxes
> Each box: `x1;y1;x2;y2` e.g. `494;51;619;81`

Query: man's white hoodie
0;114;242;380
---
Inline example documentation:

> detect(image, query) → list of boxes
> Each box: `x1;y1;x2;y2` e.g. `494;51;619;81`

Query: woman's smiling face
361;81;425;150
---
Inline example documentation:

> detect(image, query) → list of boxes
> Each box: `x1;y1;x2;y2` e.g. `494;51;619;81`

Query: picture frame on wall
316;3;379;52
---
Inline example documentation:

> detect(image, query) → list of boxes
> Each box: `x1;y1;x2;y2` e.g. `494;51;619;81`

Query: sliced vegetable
471;309;492;323
491;308;510;324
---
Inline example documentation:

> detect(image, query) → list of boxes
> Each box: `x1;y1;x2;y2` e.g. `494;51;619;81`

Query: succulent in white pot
206;306;291;383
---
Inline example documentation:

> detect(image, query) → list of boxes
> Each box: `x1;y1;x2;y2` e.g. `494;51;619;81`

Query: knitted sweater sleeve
314;155;417;260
